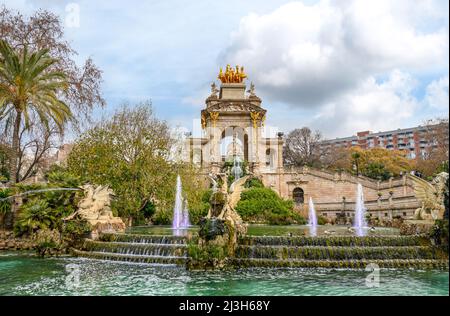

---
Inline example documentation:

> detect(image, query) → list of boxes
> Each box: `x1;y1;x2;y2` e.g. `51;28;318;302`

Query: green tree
67;103;203;224
0;7;105;127
364;162;392;180
0;143;9;180
0;8;105;185
329;147;413;180
0;39;71;184
351;151;361;176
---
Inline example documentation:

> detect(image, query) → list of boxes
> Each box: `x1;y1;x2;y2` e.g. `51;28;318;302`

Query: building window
293;188;304;205
322;213;327;217
403;212;407;216
385;213;388;217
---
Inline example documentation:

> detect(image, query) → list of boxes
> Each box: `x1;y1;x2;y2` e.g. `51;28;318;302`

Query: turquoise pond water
0;252;448;296
126;225;400;236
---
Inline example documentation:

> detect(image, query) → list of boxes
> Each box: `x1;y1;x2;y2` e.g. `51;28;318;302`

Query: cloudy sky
3;0;449;139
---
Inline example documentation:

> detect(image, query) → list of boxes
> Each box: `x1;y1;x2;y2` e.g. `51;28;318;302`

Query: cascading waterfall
172;175;189;231
308;197;318;237
76;235;189;265
354;183;367;236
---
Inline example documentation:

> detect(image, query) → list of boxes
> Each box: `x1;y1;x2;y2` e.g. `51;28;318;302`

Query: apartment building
320;123;449;159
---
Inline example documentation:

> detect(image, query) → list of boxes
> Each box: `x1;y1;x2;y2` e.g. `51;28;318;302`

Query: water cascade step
73;233;448;269
234;235;448;269
73;233;188;265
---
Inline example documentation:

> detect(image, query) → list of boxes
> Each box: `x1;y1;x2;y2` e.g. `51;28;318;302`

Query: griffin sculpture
410;172;449;220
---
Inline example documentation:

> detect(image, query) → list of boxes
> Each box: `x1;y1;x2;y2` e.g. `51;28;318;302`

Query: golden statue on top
218;64;247;83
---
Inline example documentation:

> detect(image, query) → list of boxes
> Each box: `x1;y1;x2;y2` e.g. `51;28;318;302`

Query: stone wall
0;230;35;250
261;166;421;220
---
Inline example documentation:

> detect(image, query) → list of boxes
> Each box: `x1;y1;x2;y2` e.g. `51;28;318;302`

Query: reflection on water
0;252;448;296
126;225;400;237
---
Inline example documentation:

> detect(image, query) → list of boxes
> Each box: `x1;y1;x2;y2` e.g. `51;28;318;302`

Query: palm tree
0;39;72;184
351;152;361;176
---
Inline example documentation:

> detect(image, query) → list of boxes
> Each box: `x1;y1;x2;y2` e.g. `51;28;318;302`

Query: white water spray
172;175;189;230
308;197;318;237
354;183;367;236
181;199;190;228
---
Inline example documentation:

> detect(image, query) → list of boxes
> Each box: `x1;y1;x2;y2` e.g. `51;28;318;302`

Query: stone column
250;125;260;175
209;119;220;174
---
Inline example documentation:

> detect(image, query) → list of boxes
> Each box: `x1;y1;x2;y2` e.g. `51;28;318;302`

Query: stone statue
65;184;126;239
247;82;256;96
210;82;219;97
203;173;248;240
206;174;248;235
410;172;449;220
218;64;247;83
189;173;249;269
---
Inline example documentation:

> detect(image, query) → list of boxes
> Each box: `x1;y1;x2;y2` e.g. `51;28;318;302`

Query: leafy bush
188;190;211;225
45;169;81;188
317;215;328;225
132;200;157;226
152;209;172;225
244;177;264;188
62;219;92;248
247;178;264;188
14;200;57;235
236;187;305;225
13;170;83;243
240;187;279;201
363;162;392;180
0;188;12;229
430;219;449;252
0;188;11;215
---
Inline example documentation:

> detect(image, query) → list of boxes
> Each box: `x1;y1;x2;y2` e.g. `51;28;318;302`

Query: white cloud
221;0;449;107
314;70;420;138
3;0;447;137
424;75;449;111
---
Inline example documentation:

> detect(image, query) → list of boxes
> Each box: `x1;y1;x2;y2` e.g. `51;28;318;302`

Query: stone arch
293;187;304;205
220;126;248;161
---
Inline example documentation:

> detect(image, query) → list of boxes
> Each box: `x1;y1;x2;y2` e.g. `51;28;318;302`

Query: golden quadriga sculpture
65;184;126;239
217;65;247;83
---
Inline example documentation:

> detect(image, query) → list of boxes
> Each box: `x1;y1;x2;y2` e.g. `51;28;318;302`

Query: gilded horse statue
218;65;247;83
